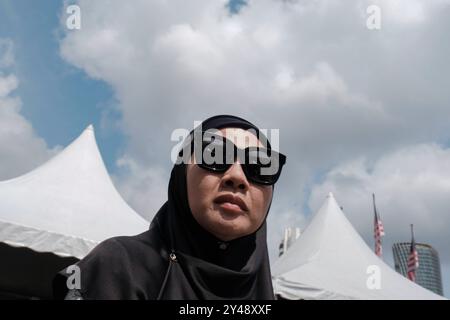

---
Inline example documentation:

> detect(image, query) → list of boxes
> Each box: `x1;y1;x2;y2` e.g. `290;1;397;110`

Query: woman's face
186;127;273;241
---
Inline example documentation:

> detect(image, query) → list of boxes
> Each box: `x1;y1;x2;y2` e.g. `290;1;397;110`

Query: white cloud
57;0;450;294
0;73;18;98
57;0;450;170
153;24;225;78
113;155;167;221
375;0;450;25
309;143;450;248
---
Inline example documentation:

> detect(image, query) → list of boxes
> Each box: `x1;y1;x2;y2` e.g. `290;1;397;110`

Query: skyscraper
393;242;444;296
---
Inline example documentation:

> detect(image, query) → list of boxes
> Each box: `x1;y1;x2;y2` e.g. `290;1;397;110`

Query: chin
212;219;249;239
201;209;250;239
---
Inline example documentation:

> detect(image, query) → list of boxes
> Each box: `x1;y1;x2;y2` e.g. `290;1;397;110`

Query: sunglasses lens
244;149;282;185
197;138;229;172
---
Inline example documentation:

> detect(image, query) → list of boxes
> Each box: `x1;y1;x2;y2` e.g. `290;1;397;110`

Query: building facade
278;227;301;257
393;242;444;296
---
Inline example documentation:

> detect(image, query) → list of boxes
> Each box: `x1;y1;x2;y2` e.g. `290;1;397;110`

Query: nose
220;161;249;191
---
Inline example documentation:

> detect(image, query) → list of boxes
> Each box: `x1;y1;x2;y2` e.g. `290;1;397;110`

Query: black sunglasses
179;131;286;185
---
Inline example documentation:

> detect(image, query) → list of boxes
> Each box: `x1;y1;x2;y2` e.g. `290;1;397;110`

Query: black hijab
53;115;275;300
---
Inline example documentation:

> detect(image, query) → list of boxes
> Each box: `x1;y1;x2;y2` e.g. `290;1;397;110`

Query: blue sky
0;0;123;171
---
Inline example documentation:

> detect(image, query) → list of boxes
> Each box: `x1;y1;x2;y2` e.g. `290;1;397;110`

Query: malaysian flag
373;193;385;257
407;224;419;282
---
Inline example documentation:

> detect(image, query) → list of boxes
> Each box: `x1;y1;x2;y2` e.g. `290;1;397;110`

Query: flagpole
407;223;419;282
373;193;376;255
373;193;384;258
372;193;376;214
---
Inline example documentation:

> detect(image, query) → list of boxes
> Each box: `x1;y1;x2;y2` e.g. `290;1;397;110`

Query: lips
213;193;249;212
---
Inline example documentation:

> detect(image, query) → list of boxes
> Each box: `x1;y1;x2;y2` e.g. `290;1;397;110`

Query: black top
53;115;275;300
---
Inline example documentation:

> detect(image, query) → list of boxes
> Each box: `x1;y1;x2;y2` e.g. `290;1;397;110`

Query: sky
0;0;449;297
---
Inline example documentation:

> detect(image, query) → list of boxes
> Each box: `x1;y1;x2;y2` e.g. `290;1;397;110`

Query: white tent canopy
272;193;445;300
0;125;148;259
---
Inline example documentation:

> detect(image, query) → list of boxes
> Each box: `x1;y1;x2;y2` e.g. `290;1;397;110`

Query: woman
53;114;287;300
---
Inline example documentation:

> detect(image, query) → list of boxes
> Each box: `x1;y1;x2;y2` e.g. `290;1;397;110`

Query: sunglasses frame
182;130;286;185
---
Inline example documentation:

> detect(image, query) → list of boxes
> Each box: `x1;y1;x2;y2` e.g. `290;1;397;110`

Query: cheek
249;186;273;223
186;165;219;213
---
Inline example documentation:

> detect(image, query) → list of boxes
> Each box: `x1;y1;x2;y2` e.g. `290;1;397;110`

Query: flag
407;224;419;282
373;193;385;257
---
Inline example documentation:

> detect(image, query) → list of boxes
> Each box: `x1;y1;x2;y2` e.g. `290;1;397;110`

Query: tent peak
325;192;341;211
0;124;148;258
85;124;94;132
